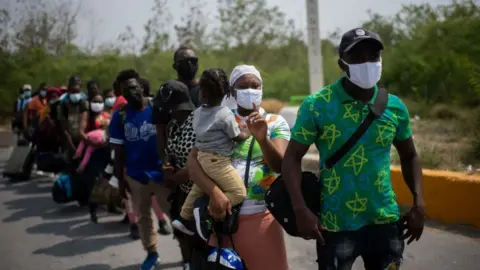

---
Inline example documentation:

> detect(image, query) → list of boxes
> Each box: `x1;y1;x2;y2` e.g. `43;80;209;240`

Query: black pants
317;222;404;270
169;187;207;268
71;147;110;206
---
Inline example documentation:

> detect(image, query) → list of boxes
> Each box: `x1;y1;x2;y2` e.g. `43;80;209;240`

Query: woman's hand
246;103;268;142
208;190;232;221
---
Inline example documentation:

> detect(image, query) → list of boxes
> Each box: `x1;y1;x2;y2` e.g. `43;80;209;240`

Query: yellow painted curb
390;166;480;228
302;156;480;228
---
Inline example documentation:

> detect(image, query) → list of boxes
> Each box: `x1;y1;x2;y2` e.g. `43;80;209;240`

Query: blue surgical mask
40;90;47;97
23;91;31;98
69;93;82;103
105;97;116;107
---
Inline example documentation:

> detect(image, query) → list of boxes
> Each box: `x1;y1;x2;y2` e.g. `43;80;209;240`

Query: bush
429;104;461;120
261;98;285;114
462;109;480;164
401;97;429;118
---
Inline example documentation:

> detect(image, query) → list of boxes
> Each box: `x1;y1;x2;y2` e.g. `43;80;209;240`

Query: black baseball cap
338;28;384;53
153;80;195;113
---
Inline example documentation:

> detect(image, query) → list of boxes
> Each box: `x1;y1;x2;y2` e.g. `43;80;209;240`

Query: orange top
27;96;46;120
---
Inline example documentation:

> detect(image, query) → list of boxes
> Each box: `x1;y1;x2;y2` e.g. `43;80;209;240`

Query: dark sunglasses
177;57;198;65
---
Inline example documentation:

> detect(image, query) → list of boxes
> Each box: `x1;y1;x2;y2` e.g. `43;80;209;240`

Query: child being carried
172;68;250;239
73;95;110;173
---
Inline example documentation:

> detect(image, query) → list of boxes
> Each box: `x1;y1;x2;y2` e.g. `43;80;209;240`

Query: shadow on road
425;220;480;239
68;262;183;270
1;180;52;195
33;235;133;257
26;218;128;238
2;195;57;222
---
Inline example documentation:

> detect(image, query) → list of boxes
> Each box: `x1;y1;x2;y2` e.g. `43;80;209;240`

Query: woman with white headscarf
187;65;290;269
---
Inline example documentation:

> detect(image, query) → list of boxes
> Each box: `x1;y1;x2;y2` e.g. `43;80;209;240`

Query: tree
174;0;209;51
0;0;80;55
117;26;138;54
214;0;299;63
141;0;172;53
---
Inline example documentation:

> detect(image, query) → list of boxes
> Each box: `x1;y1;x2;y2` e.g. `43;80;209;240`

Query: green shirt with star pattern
291;78;412;232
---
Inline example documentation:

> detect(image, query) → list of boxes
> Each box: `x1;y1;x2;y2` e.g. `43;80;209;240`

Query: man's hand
163;167;176;190
295;207;325;243
118;180;131;200
401;205;426;244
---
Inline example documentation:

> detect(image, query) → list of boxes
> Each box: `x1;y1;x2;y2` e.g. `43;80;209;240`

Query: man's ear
172;63;176;70
337;58;344;71
338;58;349;77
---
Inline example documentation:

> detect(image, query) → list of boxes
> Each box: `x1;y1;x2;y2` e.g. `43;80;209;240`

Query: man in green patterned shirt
282;28;425;270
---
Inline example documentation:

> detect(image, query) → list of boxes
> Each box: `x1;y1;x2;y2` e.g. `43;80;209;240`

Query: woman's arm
187;147;218;196
257;137;288;173
187;147;232;220
247;109;289;173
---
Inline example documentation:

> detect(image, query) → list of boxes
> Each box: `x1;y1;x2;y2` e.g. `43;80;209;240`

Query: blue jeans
316;222;404;270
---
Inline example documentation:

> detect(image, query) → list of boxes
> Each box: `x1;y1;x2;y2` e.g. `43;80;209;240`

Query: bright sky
75;0;452;49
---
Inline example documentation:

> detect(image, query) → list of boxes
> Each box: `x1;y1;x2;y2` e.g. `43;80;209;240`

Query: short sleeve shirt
109;103;162;184
230;108;291;215
58;99;89;143
27;96;46;118
193;105;240;156
291;78;412;232
166;112;196;193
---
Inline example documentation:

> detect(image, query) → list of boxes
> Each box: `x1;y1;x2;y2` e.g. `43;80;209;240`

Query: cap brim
343;37;384;52
174;101;195;112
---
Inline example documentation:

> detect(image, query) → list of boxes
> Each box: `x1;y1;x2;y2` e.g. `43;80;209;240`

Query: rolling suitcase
3;144;35;182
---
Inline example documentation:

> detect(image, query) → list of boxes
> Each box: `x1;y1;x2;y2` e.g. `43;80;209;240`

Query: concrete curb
302;155;480;228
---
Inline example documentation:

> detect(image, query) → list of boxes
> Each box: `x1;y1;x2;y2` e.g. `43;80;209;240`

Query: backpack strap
325;87;388;169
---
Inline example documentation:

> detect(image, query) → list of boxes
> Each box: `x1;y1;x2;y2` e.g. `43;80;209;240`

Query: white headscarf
229;65;262;87
222;65;263;110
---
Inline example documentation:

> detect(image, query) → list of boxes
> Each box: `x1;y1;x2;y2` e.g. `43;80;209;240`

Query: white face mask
105;97;116;107
69;93;82;103
235;88;263;110
342;58;382;89
90;102;104;113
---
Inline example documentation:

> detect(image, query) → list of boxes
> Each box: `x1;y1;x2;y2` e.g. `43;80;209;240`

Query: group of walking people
10;27;425;270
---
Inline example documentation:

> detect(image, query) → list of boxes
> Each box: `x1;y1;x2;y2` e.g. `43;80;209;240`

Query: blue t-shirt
109;103;163;184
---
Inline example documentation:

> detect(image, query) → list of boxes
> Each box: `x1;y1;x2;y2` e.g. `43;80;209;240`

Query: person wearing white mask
187;64;291;270
102;88;116;114
58;74;89;156
75;93;112;222
283;28;424;270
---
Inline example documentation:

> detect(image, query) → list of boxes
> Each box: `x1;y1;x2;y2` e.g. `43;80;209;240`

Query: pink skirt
209;210;289;270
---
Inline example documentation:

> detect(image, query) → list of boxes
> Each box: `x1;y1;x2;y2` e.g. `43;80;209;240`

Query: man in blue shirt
109;69;170;270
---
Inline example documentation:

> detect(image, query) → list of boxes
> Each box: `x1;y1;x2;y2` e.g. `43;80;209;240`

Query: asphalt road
0;131;479;270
